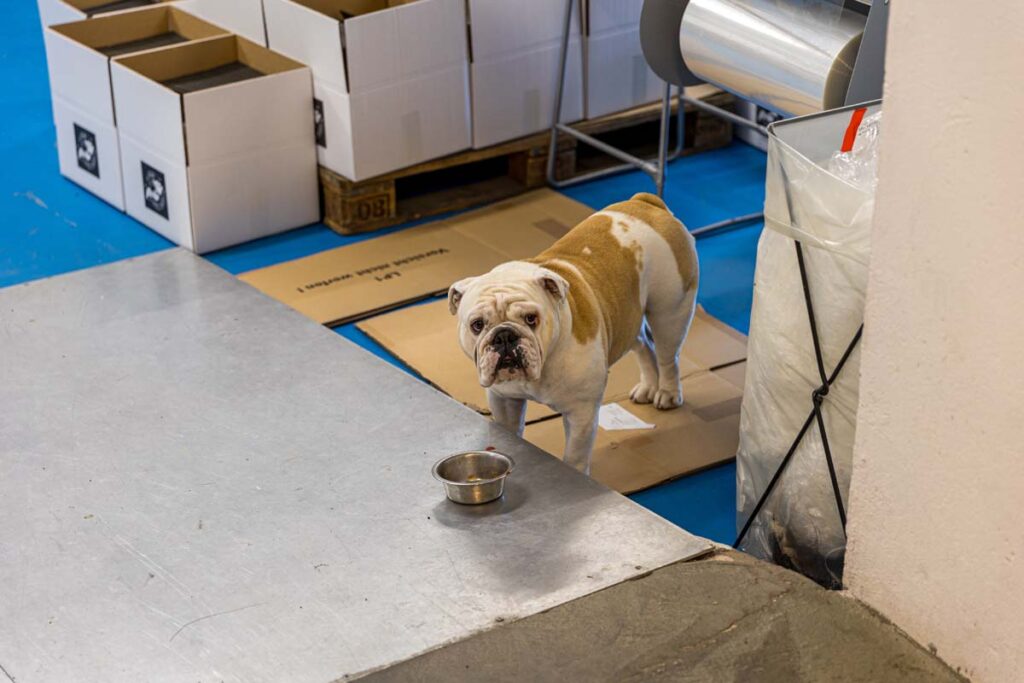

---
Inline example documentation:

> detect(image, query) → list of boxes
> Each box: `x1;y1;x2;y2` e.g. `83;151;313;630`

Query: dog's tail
630;192;669;211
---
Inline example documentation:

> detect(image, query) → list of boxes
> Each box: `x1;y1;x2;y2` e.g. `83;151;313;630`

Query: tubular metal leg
545;0;575;188
655;81;672;196
548;82;675;196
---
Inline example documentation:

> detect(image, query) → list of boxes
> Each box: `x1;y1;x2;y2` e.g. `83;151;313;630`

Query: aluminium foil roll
679;0;866;116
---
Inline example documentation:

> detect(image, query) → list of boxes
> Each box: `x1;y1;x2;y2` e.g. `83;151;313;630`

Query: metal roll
679;0;866;117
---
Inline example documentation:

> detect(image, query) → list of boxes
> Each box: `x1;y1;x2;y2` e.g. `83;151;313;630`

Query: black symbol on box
141;162;168;219
74;124;100;178
313;98;326;148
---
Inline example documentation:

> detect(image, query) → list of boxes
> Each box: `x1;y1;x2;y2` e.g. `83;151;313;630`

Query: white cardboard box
263;0;471;181
37;0;177;27
44;7;227;210
51;97;125;208
176;0;268;45
467;0;584;149
111;35;320;252
583;0;663;119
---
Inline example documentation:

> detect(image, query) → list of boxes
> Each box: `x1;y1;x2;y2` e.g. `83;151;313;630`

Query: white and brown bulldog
448;193;699;474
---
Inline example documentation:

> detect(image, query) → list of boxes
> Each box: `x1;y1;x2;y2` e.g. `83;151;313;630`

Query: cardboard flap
44;29;117;122
115;35;301;84
49;6;225;49
522;364;745;494
110;59;187;165
184;66;312;165
263;0;349;91
113;33;237;83
356;298;747;424
238;189;594;325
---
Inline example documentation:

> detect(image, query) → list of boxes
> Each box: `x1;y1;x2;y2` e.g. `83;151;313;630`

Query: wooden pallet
320;88;735;235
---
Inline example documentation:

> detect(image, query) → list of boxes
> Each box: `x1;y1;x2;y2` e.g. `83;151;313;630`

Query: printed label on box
141;162;169;219
313;99;326;148
74;124;100;178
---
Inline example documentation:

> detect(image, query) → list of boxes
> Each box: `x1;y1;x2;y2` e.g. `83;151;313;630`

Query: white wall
844;2;1024;681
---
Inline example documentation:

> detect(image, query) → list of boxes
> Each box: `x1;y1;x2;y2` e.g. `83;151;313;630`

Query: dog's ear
448;277;476;315
537;269;569;302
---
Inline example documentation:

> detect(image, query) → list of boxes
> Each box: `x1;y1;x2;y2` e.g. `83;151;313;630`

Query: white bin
737;101;882;587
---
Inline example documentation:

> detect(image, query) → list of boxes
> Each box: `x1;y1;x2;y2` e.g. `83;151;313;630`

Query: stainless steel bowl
432;451;515;505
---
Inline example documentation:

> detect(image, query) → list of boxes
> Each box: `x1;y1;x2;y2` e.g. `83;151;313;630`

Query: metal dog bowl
432;451;515;505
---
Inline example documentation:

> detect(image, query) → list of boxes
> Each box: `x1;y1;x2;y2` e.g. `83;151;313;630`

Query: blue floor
1;1;765;545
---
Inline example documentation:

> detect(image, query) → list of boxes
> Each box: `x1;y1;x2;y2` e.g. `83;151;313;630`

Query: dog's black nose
493;327;519;350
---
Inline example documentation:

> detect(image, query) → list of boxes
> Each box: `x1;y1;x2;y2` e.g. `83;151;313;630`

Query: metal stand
545;0;769;239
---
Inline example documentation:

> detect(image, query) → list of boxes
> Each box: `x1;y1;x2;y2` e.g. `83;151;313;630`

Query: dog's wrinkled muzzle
491;327;525;370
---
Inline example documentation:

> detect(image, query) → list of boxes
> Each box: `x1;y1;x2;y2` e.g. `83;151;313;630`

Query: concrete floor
363;551;965;682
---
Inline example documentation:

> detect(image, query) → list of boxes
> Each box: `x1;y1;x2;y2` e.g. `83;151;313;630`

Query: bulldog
448;192;699;474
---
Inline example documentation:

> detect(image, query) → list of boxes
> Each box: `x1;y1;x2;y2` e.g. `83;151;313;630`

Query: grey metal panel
845;0;889;106
640;0;702;88
0;249;710;683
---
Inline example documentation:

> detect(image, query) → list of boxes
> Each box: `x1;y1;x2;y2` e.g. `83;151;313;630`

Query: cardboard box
176;0;269;45
467;0;584;148
43;6;228;210
356;299;747;493
583;0;664;119
239;189;594;325
263;0;472;181
110;35;320;252
37;0;177;27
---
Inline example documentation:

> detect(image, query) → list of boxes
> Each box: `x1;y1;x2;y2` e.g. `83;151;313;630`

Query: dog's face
449;262;569;388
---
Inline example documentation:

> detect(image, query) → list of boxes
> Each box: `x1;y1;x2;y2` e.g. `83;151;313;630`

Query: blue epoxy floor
1;2;765;545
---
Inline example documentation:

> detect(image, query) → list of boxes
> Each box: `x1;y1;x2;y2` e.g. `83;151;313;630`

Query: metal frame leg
547;0;674;196
544;0;770;233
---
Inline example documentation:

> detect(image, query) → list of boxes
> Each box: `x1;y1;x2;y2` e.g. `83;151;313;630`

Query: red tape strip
841;107;868;153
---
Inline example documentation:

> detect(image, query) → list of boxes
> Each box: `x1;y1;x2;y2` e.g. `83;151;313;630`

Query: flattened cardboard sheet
523;363;746;494
357;299;746;423
239;190;594;325
358;297;747;492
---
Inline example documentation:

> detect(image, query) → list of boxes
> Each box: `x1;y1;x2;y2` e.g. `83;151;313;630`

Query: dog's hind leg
629;321;659;405
646;288;698;410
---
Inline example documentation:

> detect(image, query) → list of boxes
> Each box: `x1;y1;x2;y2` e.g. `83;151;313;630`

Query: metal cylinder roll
679;0;866;117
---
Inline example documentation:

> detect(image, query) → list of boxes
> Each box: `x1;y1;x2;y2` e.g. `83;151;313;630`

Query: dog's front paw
630;382;658;405
654;388;683;410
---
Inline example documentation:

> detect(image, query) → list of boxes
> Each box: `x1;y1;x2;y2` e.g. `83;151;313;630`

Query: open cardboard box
466;0;584;148
357;298;747;493
110;35;320;252
38;0;176;27
44;6;228;210
263;0;471;180
239;189;595;325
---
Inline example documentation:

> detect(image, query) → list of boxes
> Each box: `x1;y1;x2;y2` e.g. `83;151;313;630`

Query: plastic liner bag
737;103;881;588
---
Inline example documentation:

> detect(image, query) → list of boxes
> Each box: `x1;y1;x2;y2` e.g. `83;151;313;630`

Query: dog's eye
524;313;539;328
470;319;485;334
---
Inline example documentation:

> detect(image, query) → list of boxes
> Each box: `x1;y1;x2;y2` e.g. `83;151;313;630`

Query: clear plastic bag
737;104;881;587
827;111;882;191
